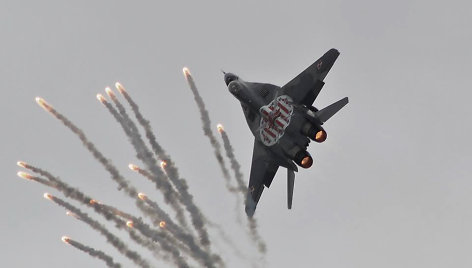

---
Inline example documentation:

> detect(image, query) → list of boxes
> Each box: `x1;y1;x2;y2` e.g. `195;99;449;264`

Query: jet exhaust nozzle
294;150;313;169
302;123;327;143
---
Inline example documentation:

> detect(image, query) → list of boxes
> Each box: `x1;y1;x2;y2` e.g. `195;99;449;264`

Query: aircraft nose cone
228;81;240;95
224;73;238;86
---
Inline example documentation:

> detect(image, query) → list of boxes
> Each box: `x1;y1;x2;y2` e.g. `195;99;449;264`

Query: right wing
245;140;279;217
281;48;340;106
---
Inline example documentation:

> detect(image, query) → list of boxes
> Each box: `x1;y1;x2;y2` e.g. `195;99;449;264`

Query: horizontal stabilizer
316;97;349;123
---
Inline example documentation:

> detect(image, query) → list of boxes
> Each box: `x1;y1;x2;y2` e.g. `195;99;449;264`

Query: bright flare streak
105;87;116;99
96;94;106;103
159;221;166;228
138;193;147;200
115;82;126;94
35;97;52;111
160;161;167;169
17;161;27;168
89;199;98;205
126;221;134;228
61;236;71;243
43;193;52;200
182;67;191;77
128;164;139;171
17;171;33;180
217;124;224;133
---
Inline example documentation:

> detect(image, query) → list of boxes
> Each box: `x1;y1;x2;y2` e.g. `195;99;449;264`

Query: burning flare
160;161;167;170
137;193;147;200
182;67;191;77
17;161;27;168
217;124;224;133
126;221;134;228
96;94;106;104
128;163;139;171
17;171;33;180
35;97;52;112
159;221;166;228
105;87;116;99
61;236;71;244
115;82;126;94
43;193;52;200
89;199;98;205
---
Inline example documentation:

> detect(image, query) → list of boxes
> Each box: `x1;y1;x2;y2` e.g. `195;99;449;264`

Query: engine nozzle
294;150;313;169
302;122;327;143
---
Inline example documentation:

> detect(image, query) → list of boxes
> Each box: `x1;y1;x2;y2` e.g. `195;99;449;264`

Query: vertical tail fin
287;169;295;209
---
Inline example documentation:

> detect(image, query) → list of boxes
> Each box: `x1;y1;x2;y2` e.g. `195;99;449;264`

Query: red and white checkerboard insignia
259;95;294;146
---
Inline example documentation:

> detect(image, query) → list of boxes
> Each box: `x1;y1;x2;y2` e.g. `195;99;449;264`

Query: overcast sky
1;0;471;267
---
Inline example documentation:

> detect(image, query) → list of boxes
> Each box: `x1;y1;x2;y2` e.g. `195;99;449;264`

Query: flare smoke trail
182;68;232;188
34;97;192;263
217;127;267;254
35;97;137;197
62;236;122;268
217;126;246;194
138;193;223;268
116;83;212;248
44;193;151;268
99;92;190;233
18;162;189;266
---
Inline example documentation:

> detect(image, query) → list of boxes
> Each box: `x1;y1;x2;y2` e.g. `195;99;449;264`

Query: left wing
245;139;279;217
281;48;340;106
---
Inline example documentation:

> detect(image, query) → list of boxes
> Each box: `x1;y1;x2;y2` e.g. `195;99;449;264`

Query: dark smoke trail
35;97;137;197
45;194;151;268
248;218;267;254
138;194;224;268
99;92;190;231
182;69;233;188
115;83;212;248
62;236;122;268
35;97;194;263
19;162;184;266
218;128;246;194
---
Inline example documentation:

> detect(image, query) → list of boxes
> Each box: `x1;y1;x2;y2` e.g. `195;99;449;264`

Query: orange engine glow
300;156;313;169
314;130;327;143
159;221;166;228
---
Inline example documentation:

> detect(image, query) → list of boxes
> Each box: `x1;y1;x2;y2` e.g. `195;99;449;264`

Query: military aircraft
224;48;348;217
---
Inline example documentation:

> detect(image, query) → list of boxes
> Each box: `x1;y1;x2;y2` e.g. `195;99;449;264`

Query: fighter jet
224;48;348;217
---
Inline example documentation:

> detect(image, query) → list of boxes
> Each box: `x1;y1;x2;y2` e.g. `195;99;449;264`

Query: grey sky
2;0;471;267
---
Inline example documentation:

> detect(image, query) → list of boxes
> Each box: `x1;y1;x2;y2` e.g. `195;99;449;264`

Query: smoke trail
138;193;224;268
18;162;185;266
99;92;190;231
217;127;246;194
34;97;194;263
182;68;232;188
115;83;212;248
62;236;122;268
248;218;267;254
44;193;151;268
35;97;137;197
